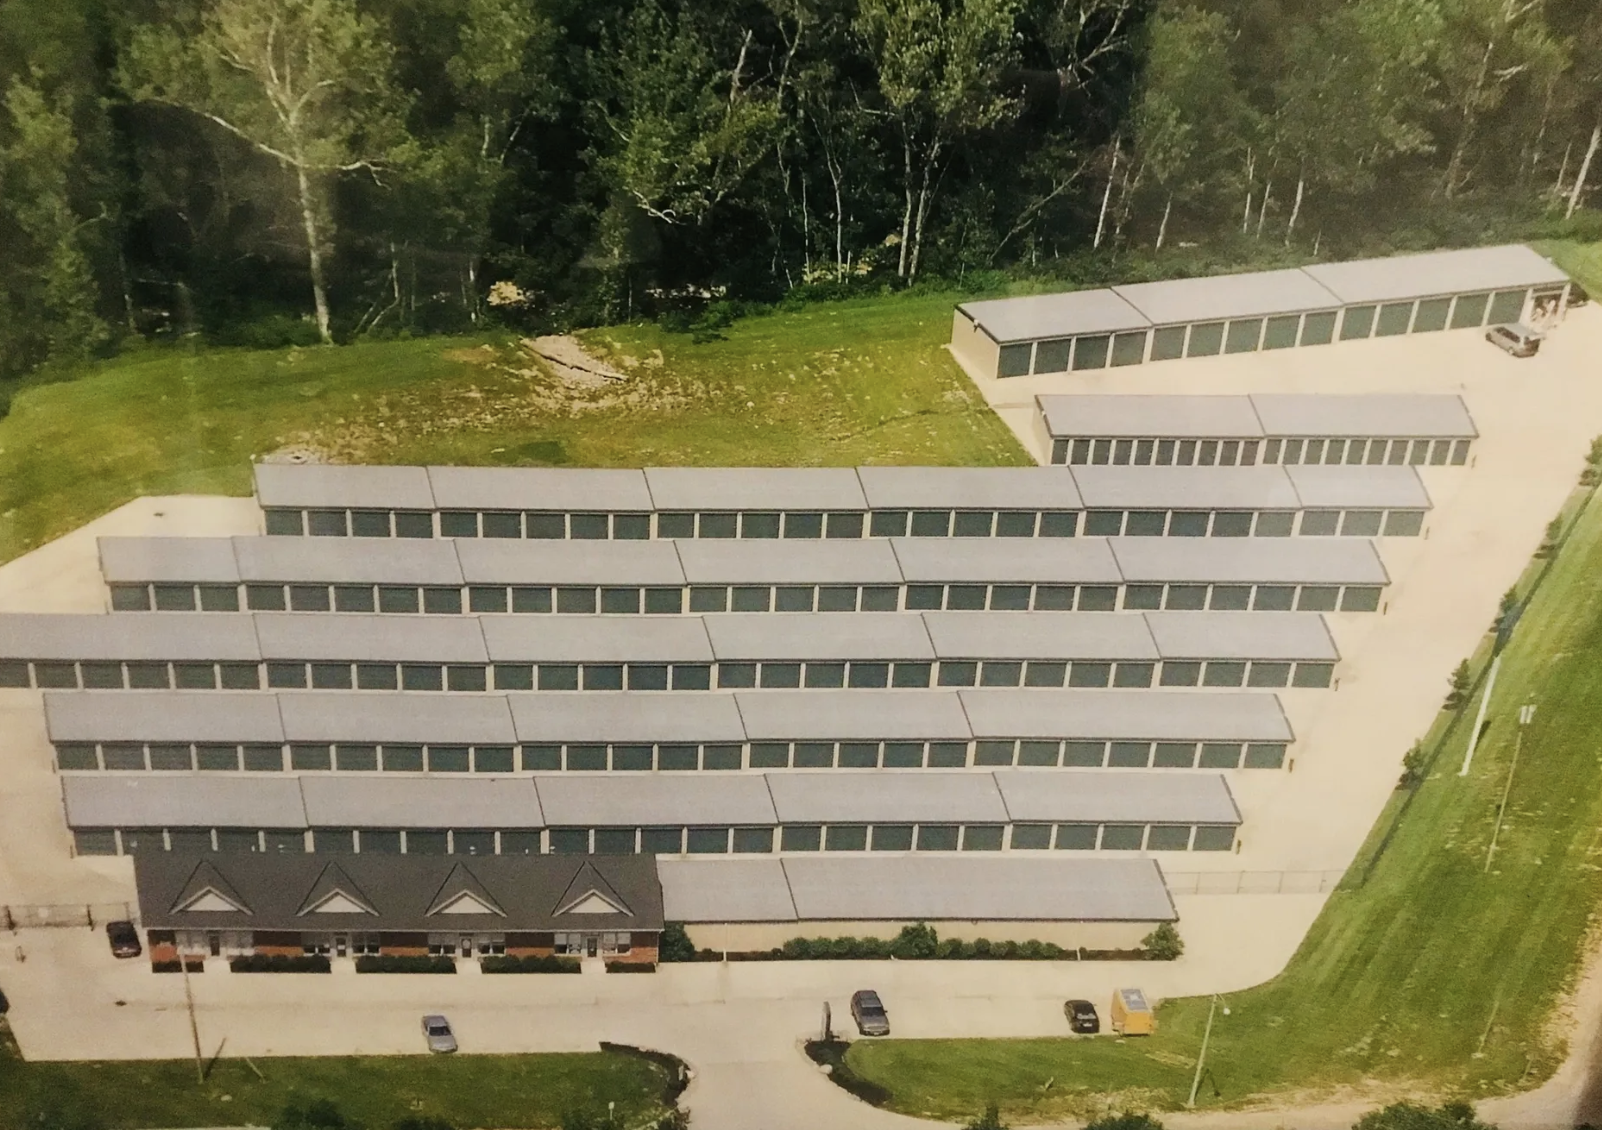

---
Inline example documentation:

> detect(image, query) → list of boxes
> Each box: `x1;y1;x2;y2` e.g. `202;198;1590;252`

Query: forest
0;0;1599;379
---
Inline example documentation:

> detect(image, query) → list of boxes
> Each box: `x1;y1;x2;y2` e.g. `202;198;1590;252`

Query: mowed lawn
0;291;1025;564
0;1021;673;1130
849;472;1602;1121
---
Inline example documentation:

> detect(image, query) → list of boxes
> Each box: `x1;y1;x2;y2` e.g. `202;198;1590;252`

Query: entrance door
333;935;348;958
460;936;473;958
207;933;221;956
585;935;599;958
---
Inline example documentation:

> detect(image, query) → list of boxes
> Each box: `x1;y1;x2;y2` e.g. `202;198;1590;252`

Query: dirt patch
525;335;627;387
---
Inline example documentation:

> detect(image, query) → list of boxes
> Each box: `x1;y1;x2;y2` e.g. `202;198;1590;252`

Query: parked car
421;1014;457;1053
105;921;141;959
1064;999;1100;1034
850;990;890;1036
1486;323;1541;358
1570;282;1590;307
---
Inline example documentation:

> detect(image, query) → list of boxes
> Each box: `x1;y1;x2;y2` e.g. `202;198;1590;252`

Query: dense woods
1;0;1600;377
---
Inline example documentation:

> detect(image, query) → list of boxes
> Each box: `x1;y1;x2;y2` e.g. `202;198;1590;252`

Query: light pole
1485;702;1536;873
1185;994;1229;1109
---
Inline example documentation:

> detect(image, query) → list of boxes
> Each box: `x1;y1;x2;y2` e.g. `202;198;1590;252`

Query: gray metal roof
232;536;463;585
0;614;260;662
1112;269;1341;325
478;615;712;663
276;693;516;744
703;613;935;662
956;290;1150;344
657;857;798;923
643;468;867;512
957;689;1292;741
1036;395;1265;439
252;614;488;663
534;773;777;826
674;538;904;585
735;691;972;741
507;693;747;744
1302;244;1568;304
1284;465;1430;510
1069;465;1301;510
300;777;542;828
765;772;1010;824
889;537;1122;584
99;538;240;584
1248;394;1477;439
856;467;1084;511
44;691;285;743
455;539;686;586
1142;611;1337;661
426;467;655;511
254;464;437;511
781;855;1176;922
1107;536;1389;585
922;612;1157;661
992;770;1241;825
62;775;307;829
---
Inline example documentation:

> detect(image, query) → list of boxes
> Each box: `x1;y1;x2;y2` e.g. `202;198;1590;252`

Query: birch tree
119;0;409;343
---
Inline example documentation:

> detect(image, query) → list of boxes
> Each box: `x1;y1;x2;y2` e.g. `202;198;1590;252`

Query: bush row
151;959;205;973
660;922;1183;962
355;955;456;974
229;953;331;973
604;960;657;973
481;954;581;974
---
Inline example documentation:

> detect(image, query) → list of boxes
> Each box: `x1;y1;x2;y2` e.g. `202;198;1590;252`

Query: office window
1147;825;1192;851
329;584;374;613
1072;335;1110;369
1225;318;1262;353
553;587;595;614
952;510;993;537
401;664;444;691
718;662;757;689
532;664;576;691
197;744;240;771
985;584;1028;611
1152;742;1196;768
974;740;1015;766
1300;510;1339;536
1341;510;1383;537
481;511;521;539
1251;585;1294;612
1113;662;1154;689
672;664;712;690
1342;586;1382;612
732;827;773;853
1068;662;1111;688
1120;510;1163;537
628;827;678;855
962;825;1004;851
149;584;196;612
775;586;815;612
569;513;609;540
149;743;194;771
927;742;968;768
687;827;731;853
1375;302;1414;336
781;825;822;851
1082;510;1122;537
1032;338;1071;373
1108;330;1147;366
1193;825;1237;851
838;742;879;768
1078;585;1118;611
892;662;932;688
474;746;515;773
382;746;424;772
814;586;856;612
938;661;978;687
169;829;214;853
1024;661;1066;688
566;745;607;771
758;662;801;689
310;663;353;690
822;511;864;539
461;584;506;614
656;745;697;771
1244;742;1288;769
1038;511;1078;537
1203;661;1246;688
994;511;1036;538
549;829;590;854
349;510;391;538
491;664;533;693
1099;824;1143;851
440;512;478;538
521;745;562;771
915;825;959;851
110;584;152;612
909;510;952;537
335;744;378;772
1384;510;1425;536
980;661;1022;687
1247;662;1291;688
1034;585;1075;610
1018;740;1060;766
1297;585;1339;611
904;584;943;611
656;512;694;539
883;742;924;768
447;665;488;692
583;664;625;691
1488;289;1527;324
793;742;834;768
1262;314;1300;350
102;744;145;770
613;513;651;540
1210;511;1251;538
1159;661;1200;687
196;583;241;612
689;586;729;613
391;512;431;538
243;745;283;772
840;662;886;690
124;662;168;689
1148;325;1186;361
998;343;1034;377
378;586;420;613
307;509;348;537
518;512;564;540
749;743;790;768
1163;584;1206;611
1199;743;1242;769
1208;585;1250;611
612;745;653;771
1105;741;1148;768
869;510;909;537
290;744;332;771
699;513;738;539
423;587;462;614
741;512;781;539
112;829;158;853
1450;292;1490;329
644;588;683;614
1294;662;1335;688
29;662;75;689
264;509;304;536
821;825;865;851
731;586;772;612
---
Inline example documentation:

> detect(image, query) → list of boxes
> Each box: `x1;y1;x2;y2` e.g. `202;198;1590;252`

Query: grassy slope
0;1021;670;1130
0;291;1025;564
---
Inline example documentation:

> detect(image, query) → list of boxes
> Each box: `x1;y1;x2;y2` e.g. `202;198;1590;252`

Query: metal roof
1142;611;1338;661
252;614;488;663
62;775;307;829
1284;465;1431;509
703;613;935;662
780;855;1176;922
1248;394;1477;438
1112;269;1341;325
674;538;904;585
643;468;867;512
455;539;686;586
657;857;798;923
1069;465;1302;510
233;537;463;585
276;693;516;744
254;464;437;511
1107;537;1389;585
765;772;1010;824
44;691;285;743
735;690;973;741
534;773;777;826
426;467;655;511
0;614;260;662
956;290;1150;344
957;689;1293;742
889;537;1122;584
99;538;240;584
992;770;1241;825
1036;395;1265;439
478;615;712;663
856;467;1084;511
507;693;747;744
300;777;542;828
922;612;1157;661
1302;244;1568;304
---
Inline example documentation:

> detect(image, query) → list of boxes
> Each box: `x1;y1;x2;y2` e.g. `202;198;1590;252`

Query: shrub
354;955;455;974
1354;1101;1493;1130
965;1104;1008;1130
229;953;331;973
1445;660;1473;709
481;954;580;974
1398;742;1428;789
1085;1115;1165;1130
1141;923;1184;961
151;959;203;973
889;922;939;959
605;960;657;973
211;313;324;350
273;1100;349;1130
658;922;698;963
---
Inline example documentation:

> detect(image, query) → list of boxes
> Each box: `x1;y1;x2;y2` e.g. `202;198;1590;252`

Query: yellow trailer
1111;987;1155;1035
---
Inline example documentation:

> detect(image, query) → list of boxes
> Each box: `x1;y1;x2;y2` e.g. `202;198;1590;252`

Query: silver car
421;1014;457;1053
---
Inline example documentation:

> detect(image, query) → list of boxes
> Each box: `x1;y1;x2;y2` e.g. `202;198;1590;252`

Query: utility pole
1485;703;1536;872
182;953;204;1083
1186;994;1230;1108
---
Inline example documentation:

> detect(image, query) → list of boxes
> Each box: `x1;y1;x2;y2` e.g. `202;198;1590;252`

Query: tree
1447;659;1473;708
855;0;1020;281
119;0;411;343
1141;921;1184;960
658;921;698;962
1353;1101;1496;1130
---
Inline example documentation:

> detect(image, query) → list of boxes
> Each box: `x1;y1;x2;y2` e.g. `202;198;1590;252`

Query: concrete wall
949;310;998;381
684;918;1155;952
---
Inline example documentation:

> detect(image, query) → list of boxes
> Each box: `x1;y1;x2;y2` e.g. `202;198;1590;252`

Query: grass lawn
0;1020;672;1130
0;290;1025;565
848;460;1602;1122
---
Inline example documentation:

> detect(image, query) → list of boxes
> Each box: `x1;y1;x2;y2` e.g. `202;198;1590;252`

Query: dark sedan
850;990;890;1036
1064;999;1100;1034
105;921;141;959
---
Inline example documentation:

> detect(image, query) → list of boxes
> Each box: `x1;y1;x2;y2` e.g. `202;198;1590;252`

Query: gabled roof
296;862;378;917
172;859;252;915
554;861;634;917
426;862;506;917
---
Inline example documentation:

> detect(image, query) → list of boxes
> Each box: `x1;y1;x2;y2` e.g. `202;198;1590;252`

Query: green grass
0;292;1025;564
848;471;1602;1123
0;1020;671;1130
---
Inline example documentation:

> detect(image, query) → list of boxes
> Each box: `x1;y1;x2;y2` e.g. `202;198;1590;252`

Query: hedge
481;954;581;974
354;955;456;974
229;953;331;973
151;959;204;973
658;922;1180;962
605;960;657;973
